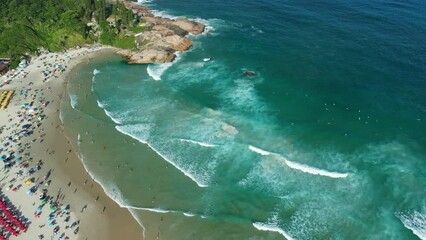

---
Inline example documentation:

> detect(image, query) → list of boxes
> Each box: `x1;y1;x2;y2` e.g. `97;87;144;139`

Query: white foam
147;63;172;81
125;206;173;214
253;222;294;240
150;10;179;20
94;99;125;125
248;147;349;179
283;159;348;178
69;94;78;109
75;151;142;221
96;99;106;109
115;125;208;188
179;138;216;148
93;69;100;75
250;25;264;34
249;145;271;156
146;52;182;81
183;212;195;217
397;211;426;240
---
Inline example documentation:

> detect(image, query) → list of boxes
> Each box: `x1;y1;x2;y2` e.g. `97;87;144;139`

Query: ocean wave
183;212;196;217
248;145;349;178
72;151;147;237
397;211;426;240
69;94;78;109
146;52;182;81
179;138;216;147
147;62;172;81
91;69;100;92
150;9;179;20
252;222;294;240
221;77;268;115
96;100;123;124
137;0;153;3
122;205;198;219
248;145;272;156
283;159;348;178
126;206;174;214
115;125;208;188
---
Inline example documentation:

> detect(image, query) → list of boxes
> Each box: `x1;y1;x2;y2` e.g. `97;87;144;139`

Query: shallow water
62;0;426;239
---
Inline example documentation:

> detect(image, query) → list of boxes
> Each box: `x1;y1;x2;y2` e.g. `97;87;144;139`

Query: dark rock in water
244;71;256;76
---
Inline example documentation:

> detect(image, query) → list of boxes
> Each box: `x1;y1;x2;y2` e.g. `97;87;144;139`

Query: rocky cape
116;1;205;64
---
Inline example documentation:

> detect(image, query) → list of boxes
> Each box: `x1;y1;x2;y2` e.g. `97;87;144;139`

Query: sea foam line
96;100;123;124
125;206;174;214
397;211;426;240
253;222;294;240
69;94;78;109
283;159;348;178
179;138;216;147
249;145;271;155
124;206;198;219
248;145;349;178
69;137;147;237
115;126;208;188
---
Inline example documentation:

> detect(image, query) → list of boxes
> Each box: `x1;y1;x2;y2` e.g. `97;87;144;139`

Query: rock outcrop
115;0;205;64
171;19;205;35
116;49;175;64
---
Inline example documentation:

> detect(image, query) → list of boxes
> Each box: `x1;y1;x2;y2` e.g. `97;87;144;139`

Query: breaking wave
397;211;426;240
248;145;271;156
248;145;349;178
147;62;173;81
283;159;349;178
115;125;208;188
146;52;182;81
252;222;294;240
179;138;216;147
69;94;78;109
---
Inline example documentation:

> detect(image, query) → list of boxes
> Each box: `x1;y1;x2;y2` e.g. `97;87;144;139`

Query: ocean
61;0;426;239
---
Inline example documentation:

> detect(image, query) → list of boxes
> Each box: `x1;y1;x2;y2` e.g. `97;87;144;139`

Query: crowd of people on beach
0;85;81;239
0;48;103;239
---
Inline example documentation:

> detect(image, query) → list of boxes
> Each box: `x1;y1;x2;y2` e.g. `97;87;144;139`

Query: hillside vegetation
0;0;141;67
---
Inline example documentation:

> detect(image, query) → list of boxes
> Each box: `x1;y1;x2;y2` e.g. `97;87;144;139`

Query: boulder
116;49;175;64
171;18;205;35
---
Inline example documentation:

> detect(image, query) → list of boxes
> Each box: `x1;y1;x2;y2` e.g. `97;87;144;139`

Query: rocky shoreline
116;0;205;64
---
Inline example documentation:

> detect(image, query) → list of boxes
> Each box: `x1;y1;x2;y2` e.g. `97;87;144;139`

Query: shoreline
0;46;143;239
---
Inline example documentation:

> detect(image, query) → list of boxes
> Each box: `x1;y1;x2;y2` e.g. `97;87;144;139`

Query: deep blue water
64;0;426;239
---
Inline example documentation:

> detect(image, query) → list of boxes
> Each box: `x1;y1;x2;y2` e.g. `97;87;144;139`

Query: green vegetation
0;0;143;66
100;30;136;49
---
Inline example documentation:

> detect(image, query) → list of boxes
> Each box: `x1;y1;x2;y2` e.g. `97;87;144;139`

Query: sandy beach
0;46;143;239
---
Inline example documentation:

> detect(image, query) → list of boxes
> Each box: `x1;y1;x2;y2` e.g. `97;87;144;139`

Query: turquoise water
63;0;426;239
